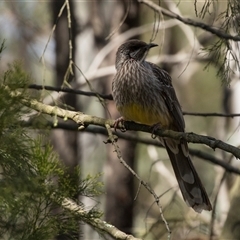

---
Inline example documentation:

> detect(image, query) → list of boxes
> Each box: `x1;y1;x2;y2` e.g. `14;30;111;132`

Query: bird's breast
113;61;172;127
117;103;171;127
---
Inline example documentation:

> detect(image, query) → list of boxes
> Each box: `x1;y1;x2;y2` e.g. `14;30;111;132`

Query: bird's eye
130;46;139;52
128;47;140;59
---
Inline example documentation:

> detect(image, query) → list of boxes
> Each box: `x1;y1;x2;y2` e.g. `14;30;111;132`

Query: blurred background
1;0;240;239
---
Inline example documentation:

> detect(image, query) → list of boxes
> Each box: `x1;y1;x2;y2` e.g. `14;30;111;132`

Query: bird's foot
113;117;126;132
151;123;162;139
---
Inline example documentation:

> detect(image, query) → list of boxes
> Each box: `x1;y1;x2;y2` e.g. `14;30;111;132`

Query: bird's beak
148;43;158;49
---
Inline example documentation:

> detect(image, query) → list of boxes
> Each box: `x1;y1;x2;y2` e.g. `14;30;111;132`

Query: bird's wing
147;62;185;132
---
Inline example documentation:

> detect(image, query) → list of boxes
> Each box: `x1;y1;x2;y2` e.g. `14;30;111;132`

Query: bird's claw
113;117;126;132
151;123;161;139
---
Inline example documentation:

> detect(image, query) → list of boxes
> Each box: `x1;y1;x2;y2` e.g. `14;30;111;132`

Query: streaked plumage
112;39;212;212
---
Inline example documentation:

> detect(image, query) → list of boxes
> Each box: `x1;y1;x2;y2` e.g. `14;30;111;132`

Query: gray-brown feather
113;60;172;124
112;39;212;212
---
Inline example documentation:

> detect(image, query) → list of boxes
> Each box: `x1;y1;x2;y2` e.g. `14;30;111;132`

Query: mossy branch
19;94;240;160
60;197;142;240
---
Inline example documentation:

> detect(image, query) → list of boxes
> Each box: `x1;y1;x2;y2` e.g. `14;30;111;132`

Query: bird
112;39;212;213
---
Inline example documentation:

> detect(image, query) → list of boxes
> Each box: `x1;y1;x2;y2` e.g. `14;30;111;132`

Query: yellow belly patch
117;103;170;127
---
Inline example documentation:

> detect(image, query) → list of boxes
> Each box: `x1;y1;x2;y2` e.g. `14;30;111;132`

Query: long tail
165;143;212;213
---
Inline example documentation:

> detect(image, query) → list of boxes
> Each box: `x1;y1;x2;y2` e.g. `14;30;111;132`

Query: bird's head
115;39;158;70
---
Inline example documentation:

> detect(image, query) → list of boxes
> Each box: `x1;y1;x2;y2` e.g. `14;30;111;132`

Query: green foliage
0;62;103;239
196;0;240;84
202;38;231;85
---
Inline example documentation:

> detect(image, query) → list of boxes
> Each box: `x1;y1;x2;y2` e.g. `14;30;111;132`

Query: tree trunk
50;1;79;239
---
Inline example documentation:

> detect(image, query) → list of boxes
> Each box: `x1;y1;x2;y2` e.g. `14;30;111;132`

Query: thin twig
138;0;240;41
73;63;111;117
104;123;171;237
28;84;113;100
62;0;74;87
105;0;130;40
183;111;240;118
40;2;67;61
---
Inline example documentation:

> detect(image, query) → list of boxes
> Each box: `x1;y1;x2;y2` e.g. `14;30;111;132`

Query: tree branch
60;197;142;240
28;84;113;100
124;121;240;159
183;112;240;118
24;120;240;175
28;84;240;118
138;0;240;42
19;96;240;159
104;123;171;236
